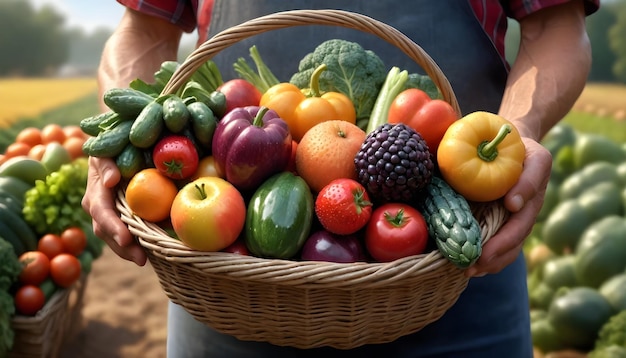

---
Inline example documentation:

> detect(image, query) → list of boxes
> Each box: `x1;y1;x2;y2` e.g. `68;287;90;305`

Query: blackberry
354;123;434;202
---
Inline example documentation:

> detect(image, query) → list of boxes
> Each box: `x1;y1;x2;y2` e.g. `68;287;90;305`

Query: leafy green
289;39;387;120
0;237;23;355
233;45;280;93
22;157;91;235
589;310;626;358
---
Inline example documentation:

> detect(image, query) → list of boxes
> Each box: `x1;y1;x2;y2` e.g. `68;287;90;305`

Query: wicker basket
9;274;87;358
115;9;510;350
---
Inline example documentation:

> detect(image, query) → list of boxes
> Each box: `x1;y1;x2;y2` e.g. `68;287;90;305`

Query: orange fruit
125;168;179;222
15;127;43;147
295;120;366;193
41;123;67;145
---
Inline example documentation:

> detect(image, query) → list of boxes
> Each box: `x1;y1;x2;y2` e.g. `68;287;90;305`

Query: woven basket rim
118;8;509;288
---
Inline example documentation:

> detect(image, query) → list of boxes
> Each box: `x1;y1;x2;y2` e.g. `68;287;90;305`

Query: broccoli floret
591;310;626;356
0;237;23;355
289;39;387;120
405;73;442;100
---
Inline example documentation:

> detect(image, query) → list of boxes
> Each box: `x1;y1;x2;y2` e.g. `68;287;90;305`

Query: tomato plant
218;79;262;115
152;135;200;180
315;178;372;235
50;253;81;288
365;203;429;262
38;233;65;259
14;285;45;316
19;251;51;286
60;226;87;256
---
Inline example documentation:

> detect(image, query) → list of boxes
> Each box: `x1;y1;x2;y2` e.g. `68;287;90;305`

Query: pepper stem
477;124;512;162
308;64;327;97
253;106;271;127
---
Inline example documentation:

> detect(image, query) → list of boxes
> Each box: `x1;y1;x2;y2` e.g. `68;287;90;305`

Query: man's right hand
82;156;147;266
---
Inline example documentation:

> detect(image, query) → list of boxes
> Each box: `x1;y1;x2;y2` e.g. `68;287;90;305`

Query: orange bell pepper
260;64;356;142
437;111;526;202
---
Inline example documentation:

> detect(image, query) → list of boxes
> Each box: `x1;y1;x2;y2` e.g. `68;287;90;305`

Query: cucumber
84;120;133;158
163;95;190;133
79;111;118;136
116;143;146;180
0;156;48;186
187;101;217;147
0;202;38;252
204;90;227;118
417;176;482;268
39;278;58;301
129;101;164;148
244;172;313;259
103;88;155;117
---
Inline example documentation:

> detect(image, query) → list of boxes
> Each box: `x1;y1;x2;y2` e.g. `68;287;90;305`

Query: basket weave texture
9;274;87;358
116;9;510;350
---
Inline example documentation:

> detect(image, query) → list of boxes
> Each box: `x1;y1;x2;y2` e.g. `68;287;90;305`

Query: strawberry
314;178;373;235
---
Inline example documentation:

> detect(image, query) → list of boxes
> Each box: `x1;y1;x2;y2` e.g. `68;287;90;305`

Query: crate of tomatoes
81;9;521;350
0;125;104;357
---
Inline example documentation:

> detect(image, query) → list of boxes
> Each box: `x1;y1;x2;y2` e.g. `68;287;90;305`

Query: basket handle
162;9;462;117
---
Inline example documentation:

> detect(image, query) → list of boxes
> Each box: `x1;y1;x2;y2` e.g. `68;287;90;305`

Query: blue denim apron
167;1;531;357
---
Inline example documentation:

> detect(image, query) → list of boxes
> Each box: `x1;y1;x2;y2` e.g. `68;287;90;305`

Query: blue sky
31;0;125;33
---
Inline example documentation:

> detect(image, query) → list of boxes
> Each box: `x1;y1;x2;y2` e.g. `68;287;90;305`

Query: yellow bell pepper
260;64;356;142
437;111;525;202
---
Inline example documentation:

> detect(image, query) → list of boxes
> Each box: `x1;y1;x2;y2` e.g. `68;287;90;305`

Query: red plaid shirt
117;0;599;61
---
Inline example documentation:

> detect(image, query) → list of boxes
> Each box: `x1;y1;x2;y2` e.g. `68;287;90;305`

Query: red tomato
218;79;262;115
170;176;246;252
388;88;457;154
365;203;429;262
60;226;87;256
14;285;46;316
38;234;65;259
50;253;81;288
18;251;51;286
315;178;373;235
152;135;200;180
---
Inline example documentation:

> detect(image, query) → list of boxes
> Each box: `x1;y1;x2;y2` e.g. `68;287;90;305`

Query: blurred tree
587;4;618;82
609;1;626;83
0;0;69;76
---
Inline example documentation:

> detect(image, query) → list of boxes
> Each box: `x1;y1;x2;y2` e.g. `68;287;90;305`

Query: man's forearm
97;9;183;111
499;1;591;141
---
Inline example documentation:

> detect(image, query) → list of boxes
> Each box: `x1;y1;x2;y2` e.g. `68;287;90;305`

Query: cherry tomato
60;226;87;256
50;253;81;288
18;251;51;286
365;203;429;262
14;285;46;316
152;135;200;180
38;233;65;259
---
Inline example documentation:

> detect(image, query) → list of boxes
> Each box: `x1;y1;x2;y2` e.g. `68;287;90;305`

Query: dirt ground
58;247;169;358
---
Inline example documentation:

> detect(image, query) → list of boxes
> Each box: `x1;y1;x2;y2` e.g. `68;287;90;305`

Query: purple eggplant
301;230;367;263
212;106;292;191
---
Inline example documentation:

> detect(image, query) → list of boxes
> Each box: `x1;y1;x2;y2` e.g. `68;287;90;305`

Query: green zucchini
129;101;164;148
417;176;482;268
103;88;154;117
245;172;313;259
163;95;190;133
116;143;146;180
187;101;216;147
84;120;133;158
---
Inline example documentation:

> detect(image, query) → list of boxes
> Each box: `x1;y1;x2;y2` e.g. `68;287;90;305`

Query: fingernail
511;194;524;212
